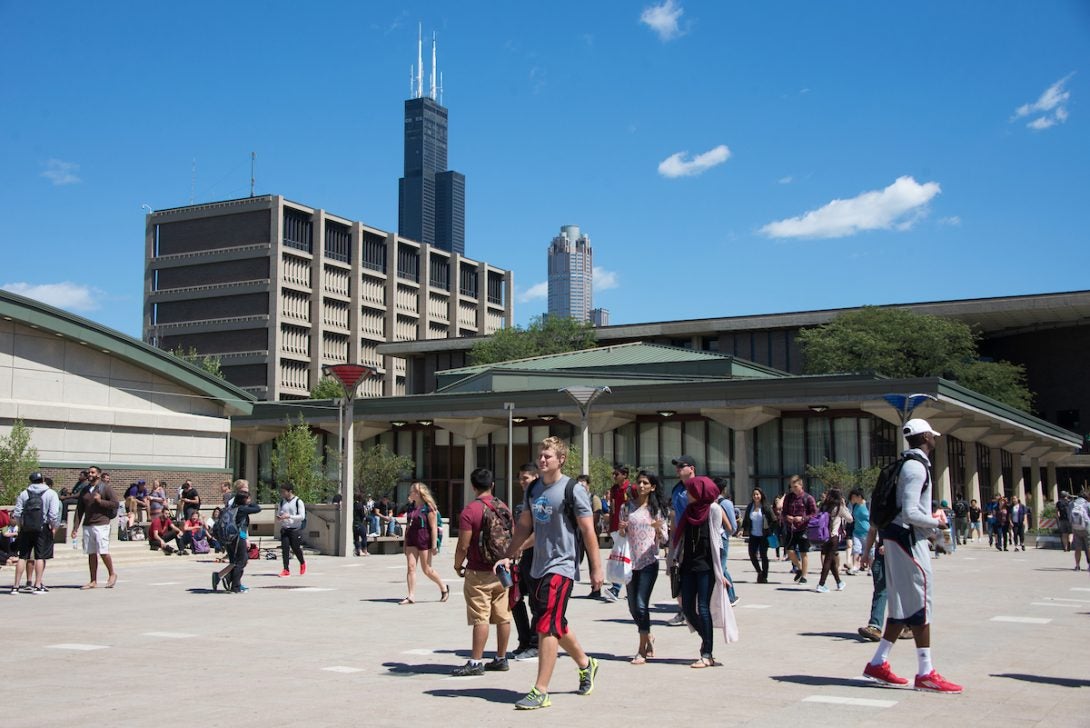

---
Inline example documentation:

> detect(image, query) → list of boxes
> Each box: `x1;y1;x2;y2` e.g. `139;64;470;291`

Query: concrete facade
142;195;513;401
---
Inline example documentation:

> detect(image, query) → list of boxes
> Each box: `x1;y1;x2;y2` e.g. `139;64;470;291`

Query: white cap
903;418;940;438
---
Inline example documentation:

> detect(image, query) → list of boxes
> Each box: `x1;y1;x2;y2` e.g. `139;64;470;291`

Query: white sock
916;647;933;676
469;659;483;667
869;639;893;666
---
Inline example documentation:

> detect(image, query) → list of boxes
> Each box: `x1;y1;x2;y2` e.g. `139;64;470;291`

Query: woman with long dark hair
741;487;775;583
618;470;669;664
400;481;448;604
816;488;852;593
669;476;739;668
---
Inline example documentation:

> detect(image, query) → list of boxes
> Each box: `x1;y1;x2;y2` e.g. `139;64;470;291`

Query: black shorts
16;529;54;560
530;573;575;638
786;530;812;553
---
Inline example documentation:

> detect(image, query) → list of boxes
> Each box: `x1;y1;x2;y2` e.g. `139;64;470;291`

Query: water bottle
496;564;513;589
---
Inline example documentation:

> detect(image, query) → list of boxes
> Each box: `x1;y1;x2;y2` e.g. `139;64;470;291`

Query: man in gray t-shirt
527;474;593;582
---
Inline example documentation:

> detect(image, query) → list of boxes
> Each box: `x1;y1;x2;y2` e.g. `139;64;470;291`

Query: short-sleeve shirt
149;516;174;540
459;495;503;572
527;475;591;581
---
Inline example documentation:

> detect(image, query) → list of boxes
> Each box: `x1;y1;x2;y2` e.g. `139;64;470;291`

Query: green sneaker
576;656;599;696
514;687;551;710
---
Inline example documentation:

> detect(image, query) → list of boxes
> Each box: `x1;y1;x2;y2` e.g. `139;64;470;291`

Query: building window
362;232;387;273
429;256;450;291
459;263;478;298
487;271;505;305
397;244;420;283
283;210;313;253
324;221;350;263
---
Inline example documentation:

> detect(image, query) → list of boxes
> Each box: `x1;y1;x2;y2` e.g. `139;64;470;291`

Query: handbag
605;532;633;584
669;562;681;599
767;532;779;550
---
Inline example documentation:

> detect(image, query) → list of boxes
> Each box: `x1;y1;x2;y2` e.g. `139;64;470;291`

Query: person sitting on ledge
148;511;186;555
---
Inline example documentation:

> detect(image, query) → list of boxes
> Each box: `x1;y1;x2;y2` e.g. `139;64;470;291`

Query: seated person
206;508;224;553
182;511;209;553
148;480;166;513
124;479;150;527
148;511;185;554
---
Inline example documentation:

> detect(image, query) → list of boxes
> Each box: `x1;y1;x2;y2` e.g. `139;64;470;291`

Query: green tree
269;415;330;503
0;419;41;504
355;444;415;499
170;346;224;380
469;315;597;366
797;307;1033;410
560;445;617;497
805;460;882;498
310;375;346;400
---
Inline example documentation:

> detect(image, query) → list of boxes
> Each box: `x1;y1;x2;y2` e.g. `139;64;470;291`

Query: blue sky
2;1;1088;336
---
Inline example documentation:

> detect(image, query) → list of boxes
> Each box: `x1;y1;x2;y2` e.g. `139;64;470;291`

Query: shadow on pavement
992;673;1090;688
770;674;871;688
797;631;861;641
361;597;410;604
425;687;525;704
383;661;460;676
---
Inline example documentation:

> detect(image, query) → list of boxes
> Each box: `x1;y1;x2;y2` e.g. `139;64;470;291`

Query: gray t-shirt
527;475;592;581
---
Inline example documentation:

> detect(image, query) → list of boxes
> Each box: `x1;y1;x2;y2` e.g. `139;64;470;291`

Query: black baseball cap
671;455;697;468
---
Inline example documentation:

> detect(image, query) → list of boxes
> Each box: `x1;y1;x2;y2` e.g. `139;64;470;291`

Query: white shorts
883;526;932;625
83;524;111;555
851;536;864;555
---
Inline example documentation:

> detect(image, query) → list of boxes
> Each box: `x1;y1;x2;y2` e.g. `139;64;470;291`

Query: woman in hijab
669;476;739;667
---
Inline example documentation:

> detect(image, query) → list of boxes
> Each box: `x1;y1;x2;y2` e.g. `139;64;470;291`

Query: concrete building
591;307;610;327
398;31;465;254
1;289;253;495
142;195;512;401
547;225;593;322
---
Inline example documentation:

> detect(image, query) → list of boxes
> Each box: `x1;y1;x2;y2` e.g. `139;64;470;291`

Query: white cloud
640;0;685;41
41;159;81;186
1013;74;1073;131
759;176;941;239
2;282;103;311
658;144;730;178
518;281;548;304
593;267;619;291
778;175;794;185
938;215;962;227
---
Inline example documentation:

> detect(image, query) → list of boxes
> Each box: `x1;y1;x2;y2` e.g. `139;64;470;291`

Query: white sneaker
668;612;687;626
836;582;846;591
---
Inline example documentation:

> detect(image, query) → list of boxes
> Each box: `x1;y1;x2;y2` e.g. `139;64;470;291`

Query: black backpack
213;505;240;543
953;500;968;518
22;490;45;531
871;453;930;530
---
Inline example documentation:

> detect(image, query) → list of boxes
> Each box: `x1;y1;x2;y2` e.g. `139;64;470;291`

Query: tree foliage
469;315;597;366
805;460;882;498
268;415;330;503
355;443;415;499
170;346;224;380
0;419;41;504
310;375;346;400
797;307;1033;411
559;444;618;497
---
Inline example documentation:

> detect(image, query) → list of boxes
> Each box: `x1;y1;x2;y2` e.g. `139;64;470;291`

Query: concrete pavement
3;538;1088;727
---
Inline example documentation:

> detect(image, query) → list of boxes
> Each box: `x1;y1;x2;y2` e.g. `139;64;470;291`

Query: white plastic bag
606;531;633;584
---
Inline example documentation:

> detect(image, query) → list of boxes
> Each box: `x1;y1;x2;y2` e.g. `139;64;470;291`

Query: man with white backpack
277;483;307;577
1068;488;1090;572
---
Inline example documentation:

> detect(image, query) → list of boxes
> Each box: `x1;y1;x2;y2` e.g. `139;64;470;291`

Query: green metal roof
0;289;255;415
436;342;786;390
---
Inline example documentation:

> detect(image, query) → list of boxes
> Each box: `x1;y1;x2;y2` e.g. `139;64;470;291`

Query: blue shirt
672;482;688;527
852;501;871;538
718;497;737;539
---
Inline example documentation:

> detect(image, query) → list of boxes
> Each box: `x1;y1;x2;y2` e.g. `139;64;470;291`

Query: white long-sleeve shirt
278;496;306;530
892;448;939;532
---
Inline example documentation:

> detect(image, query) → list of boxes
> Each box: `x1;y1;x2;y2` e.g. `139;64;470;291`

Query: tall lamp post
560;386;611;474
503;402;515;508
883;392;938;448
323;363;379;557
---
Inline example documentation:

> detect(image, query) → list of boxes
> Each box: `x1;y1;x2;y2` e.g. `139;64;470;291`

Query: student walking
277;484;307;576
494;437;604;710
815;488;852;593
213;481;260;593
741;487;774;583
71;465;119;589
618;470;669;664
781;475;818;584
400;481;448;604
510;464;540;660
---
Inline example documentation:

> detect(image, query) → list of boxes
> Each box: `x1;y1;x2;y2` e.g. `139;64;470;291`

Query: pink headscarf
673;476;720;546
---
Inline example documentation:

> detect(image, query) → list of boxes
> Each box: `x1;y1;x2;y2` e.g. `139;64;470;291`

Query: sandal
106;574;118;589
440;586;450;603
690;657;715;669
645;635;656;659
630;654;647;665
399;597;415;605
79;583;97;590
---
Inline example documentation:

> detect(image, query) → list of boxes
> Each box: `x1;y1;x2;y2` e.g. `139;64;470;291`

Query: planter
1033;534;1062;549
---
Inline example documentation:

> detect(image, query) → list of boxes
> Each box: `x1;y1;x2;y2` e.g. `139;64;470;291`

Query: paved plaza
4;538;1088;727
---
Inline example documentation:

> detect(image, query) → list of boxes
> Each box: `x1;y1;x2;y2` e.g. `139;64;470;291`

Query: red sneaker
863;661;909;686
279;569;290;577
914;670;963;693
299;563;306;576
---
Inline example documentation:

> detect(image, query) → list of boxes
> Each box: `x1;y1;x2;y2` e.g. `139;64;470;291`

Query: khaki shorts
463;569;511;626
83;524;111;555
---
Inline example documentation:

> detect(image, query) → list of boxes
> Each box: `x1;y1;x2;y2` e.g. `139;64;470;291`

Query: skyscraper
398;28;465;255
547;225;593;322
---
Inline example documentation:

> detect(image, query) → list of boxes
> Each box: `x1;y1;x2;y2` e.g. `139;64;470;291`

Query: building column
990;447;1005;498
965;442;980;504
931;437;950;505
733;429;750;496
244;443;259;489
1030;457;1043;528
1012;453;1026;502
1047;462;1058;502
463;436;477;508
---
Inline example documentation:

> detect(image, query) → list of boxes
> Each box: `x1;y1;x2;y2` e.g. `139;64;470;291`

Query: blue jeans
680;568;714;658
626;561;659;633
718;538;737;602
868;553;887;629
368;515;379;537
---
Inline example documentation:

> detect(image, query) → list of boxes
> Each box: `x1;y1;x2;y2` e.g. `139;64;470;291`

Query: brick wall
35;467;235;505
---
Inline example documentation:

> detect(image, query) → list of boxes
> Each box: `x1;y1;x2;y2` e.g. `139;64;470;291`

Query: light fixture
809;405;829;413
512;417;527;424
657;410;677;418
538;414;557;422
416;419;433;427
391;420;407;427
560;385;612;474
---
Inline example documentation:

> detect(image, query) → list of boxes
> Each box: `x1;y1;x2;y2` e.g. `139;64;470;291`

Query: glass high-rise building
548;225;593;322
398;31;465;255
